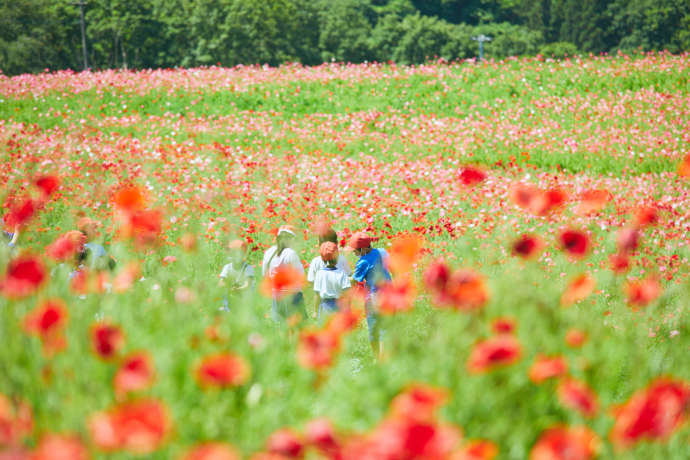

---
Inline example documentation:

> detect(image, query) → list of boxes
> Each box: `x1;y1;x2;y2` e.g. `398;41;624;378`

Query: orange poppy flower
260;265;304;299
32;434;89;460
528;355;568;383
305;418;340;457
0;393;33;447
557;378;599;418
112;185;146;213
445;269;490;311
390;384;448;422
23;299;68;355
624;277;661;308
575;189;611;215
451;439;498;460
511;234;544;260
45;231;86;261
565;329;587;348
196;353;250;389
561;273;595;307
530;425;599;460
467;335;522;374
34;175;60;198
609;252;630;274
378;277;416;315
388;234;424;274
297;328;341;371
180;443;240;460
677;153;690;177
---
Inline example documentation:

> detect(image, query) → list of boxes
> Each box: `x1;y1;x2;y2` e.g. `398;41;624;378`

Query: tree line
1;0;689;76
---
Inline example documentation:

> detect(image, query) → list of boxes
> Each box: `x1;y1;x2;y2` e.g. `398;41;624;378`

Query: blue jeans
318;298;338;320
271;291;306;321
365;294;382;342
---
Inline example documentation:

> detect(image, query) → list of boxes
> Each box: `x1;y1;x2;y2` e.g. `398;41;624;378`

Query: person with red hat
349;231;391;358
307;226;351;307
262;225;306;321
312;241;351;320
219;238;255;311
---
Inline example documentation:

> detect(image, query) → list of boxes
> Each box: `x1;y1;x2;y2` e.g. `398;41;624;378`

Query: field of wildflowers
1;52;689;459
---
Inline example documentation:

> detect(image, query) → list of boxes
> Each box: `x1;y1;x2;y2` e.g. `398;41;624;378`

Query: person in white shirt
262;225;305;321
313;242;351;320
307;227;351;283
219;239;255;311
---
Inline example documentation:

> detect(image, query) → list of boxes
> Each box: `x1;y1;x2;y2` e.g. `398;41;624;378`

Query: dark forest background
2;0;689;76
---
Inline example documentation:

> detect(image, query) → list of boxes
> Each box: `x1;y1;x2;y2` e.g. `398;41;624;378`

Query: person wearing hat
312;241;351;320
219;238;255;311
262;225;306;321
349;231;391;359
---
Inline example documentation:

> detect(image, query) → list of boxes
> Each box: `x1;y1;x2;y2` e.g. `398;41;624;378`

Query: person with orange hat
262;225;306;321
349;231;391;358
219;238;255;311
312;241;351;320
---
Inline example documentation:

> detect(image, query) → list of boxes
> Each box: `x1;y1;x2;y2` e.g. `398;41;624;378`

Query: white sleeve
219;264;231;279
307;257;319;283
313;272;323;295
338;254;352;276
340;272;351;290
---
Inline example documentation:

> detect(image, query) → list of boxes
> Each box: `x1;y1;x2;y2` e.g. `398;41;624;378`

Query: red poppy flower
609;253;630;274
88;399;171;454
445;269;490;311
634;205;658;228
388;234;424;274
112;186;146;212
125;209;162;247
467;335;522;374
544;188;568;213
90;322;125;360
530;426;599;460
510;184;546;215
677;153;690;177
23;299;68;355
390;384;448;422
0;393;32;447
114;352;155;398
624;277;661;308
260;265;304;299
45;231;86;262
113;263;141;293
0;255;46;299
565;329;587;348
3;197;36;229
451;439;498;460
423;259;451;300
511;234;544;259
196;353;250;388
575;189;611;215
561;273;595;307
32;433;88;460
325;307;362;335
459;166;486;186
610;378;690;448
180;443;240;460
266;428;304;459
297;328;340;371
490;317;516;335
616;227;640;254
559;229;590;258
557;378;599;418
305;418;340;456
528;355;568;384
34;175;60;198
378;277;416;315
369;419;461;460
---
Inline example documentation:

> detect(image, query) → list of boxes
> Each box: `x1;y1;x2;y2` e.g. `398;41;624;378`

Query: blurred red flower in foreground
88;399;171;454
260;265;304;299
424;262;489;312
378;277;416;314
45;231;86;262
557;378;599;418
180;442;240;460
511;234;544;260
491;317;516;335
297;328;341;371
112;185;146;212
565;329;587;348
0;393;33;447
266;428;304;459
305;418;340;458
326;308;362;335
575;189;611;215
23;299;68;355
390;384;448;422
677;153;690;177
530;425;599;460
616;227;640;254
458;166;487;186
32;433;89;460
608;253;630;274
510;184;567;216
467;335;522;374
634;205;658;228
529;355;568;384
3;197;36;229
560;273;595;307
0;255;47;299
609;378;690;448
559;229;590;258
388;234;425;274
624;277;661;308
451;439;498;460
34;175;60;198
196;353;250;389
114;352;155;398
90;322;125;360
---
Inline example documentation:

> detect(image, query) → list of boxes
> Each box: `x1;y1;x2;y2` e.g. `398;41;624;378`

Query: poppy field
1;52;690;459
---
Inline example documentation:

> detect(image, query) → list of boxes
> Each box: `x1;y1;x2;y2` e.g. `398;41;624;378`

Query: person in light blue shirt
349;231;391;359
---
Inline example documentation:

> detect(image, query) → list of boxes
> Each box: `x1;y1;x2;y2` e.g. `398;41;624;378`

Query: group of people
219;225;391;357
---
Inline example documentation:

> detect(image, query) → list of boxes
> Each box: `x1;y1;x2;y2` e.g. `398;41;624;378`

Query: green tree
318;0;376;63
608;0;690;53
